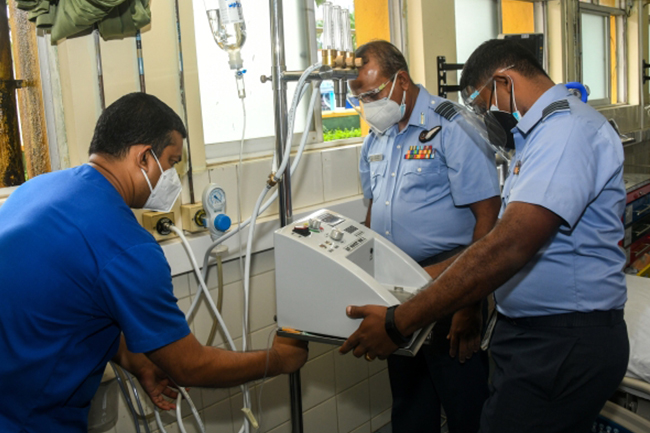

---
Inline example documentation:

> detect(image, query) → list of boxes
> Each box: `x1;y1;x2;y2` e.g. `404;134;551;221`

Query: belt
497;309;624;328
418;245;467;267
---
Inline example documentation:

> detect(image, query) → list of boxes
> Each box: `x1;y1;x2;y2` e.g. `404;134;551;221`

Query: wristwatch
385;305;411;346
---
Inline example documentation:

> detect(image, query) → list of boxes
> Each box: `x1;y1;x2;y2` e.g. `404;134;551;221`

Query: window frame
202;0;407;164
578;1;627;107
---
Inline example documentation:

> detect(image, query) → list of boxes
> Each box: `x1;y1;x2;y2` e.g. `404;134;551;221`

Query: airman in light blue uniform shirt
360;85;500;262
497;83;627;318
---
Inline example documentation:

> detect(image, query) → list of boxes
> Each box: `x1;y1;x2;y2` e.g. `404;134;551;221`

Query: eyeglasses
347;71;401;108
461;65;515;115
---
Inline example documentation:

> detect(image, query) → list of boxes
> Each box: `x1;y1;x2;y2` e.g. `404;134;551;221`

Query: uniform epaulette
541;99;570;121
434;101;460;121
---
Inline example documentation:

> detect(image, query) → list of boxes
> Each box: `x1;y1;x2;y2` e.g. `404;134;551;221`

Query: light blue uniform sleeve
359;136;373;199
441;118;500;207
98;243;191;353
508;116;619;228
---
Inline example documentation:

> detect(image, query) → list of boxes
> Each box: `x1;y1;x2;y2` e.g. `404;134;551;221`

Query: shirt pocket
400;159;444;203
370;161;388;198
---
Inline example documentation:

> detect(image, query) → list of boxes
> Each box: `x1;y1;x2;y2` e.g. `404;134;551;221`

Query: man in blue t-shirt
342;40;628;432
0;93;307;433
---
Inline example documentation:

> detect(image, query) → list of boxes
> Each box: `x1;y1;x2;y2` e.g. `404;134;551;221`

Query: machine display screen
317;212;345;226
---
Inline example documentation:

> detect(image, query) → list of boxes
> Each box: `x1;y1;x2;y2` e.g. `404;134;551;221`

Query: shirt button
397;145;401;149
385;231;390;235
391;172;395;177
417;167;422;172
385;201;390;205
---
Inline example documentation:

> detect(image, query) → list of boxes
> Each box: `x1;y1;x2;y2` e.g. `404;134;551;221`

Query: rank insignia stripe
419;126;441;143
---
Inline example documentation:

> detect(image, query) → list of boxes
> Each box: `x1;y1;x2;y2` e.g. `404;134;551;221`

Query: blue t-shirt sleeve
359;136;373;199
97;243;191;353
441;119;500;207
508;116;612;228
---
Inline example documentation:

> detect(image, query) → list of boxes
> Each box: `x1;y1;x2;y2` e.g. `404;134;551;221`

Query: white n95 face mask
362;74;406;134
141;150;182;212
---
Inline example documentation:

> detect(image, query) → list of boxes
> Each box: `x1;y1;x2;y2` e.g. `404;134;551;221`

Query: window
192;0;400;160
454;0;499;86
193;0;316;161
579;0;627;106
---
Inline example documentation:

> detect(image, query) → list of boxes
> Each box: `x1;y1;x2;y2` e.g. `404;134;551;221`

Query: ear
397;71;410;90
493;74;512;92
136;145;153;171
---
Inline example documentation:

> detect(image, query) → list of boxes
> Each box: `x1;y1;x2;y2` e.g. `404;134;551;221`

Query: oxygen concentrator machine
274;209;435;356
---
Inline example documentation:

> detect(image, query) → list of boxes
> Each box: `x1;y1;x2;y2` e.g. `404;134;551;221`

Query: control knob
309;218;321;231
330;228;344;242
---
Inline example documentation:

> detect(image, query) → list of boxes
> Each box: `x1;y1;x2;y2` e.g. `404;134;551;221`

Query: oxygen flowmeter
202;184;232;240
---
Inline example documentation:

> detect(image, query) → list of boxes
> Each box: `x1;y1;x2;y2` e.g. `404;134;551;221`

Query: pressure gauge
202;183;231;240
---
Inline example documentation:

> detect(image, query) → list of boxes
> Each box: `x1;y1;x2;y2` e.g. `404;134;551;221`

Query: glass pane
455;0;499;64
192;0;309;148
581;13;608;101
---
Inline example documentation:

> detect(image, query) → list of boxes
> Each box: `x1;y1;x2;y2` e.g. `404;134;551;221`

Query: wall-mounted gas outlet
202;184;232;240
142;211;178;242
181;203;207;234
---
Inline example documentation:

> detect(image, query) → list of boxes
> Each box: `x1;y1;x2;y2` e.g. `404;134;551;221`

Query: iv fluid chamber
274;209;434;356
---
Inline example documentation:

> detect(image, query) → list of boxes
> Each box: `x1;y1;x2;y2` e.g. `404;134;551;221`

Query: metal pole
270;0;302;432
0;0;25;186
93;29;106;111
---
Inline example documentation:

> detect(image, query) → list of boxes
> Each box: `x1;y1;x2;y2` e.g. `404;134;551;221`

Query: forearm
173;347;274;388
364;199;372;228
146;333;285;388
396;214;540;336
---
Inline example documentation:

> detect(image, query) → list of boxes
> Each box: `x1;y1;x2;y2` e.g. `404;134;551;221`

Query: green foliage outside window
323;127;362;142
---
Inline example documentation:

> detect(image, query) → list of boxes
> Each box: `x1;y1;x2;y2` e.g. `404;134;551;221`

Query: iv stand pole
269;0;304;432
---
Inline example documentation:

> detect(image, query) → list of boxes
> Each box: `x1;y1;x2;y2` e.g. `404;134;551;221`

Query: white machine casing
275;209;434;356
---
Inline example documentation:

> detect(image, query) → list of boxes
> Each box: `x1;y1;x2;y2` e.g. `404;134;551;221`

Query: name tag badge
368;154;384;162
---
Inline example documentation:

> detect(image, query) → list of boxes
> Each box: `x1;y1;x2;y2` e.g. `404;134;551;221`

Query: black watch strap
385;305;410;346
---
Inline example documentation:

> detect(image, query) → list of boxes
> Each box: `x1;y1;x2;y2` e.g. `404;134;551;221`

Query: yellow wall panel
354;0;390;46
99;38;139;106
354;0;391;135
501;0;535;34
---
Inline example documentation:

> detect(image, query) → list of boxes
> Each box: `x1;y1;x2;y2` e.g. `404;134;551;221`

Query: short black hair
460;39;549;91
355;40;409;79
88;93;187;158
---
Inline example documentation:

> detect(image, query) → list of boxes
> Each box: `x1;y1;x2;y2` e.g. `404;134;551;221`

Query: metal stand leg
269;0;303;431
289;371;304;433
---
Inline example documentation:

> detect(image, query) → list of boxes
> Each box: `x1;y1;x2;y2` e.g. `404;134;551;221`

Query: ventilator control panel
289;211;369;256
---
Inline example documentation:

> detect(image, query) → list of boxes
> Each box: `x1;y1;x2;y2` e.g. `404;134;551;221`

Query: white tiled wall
96;246;391;433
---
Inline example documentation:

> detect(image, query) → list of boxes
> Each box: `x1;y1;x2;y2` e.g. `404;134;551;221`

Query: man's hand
270;336;309;375
339;305;399;359
135;362;179;411
447;303;482;363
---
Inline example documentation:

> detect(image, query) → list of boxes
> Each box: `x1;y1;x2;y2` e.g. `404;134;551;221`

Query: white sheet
625;275;650;384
